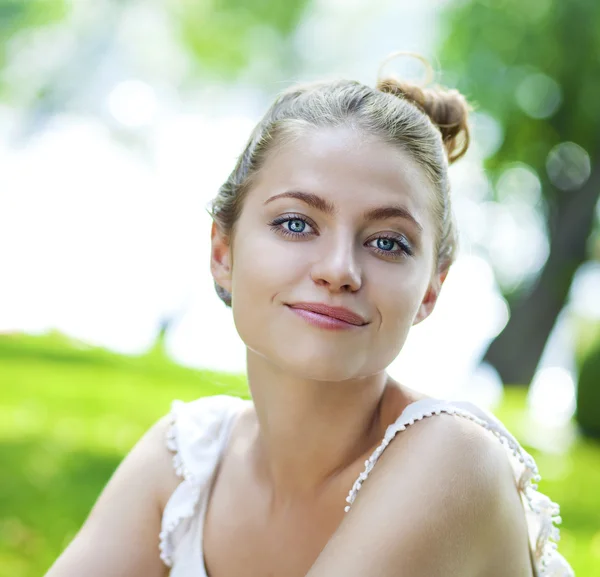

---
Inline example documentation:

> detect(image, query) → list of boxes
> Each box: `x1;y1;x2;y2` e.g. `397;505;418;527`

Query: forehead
248;125;434;218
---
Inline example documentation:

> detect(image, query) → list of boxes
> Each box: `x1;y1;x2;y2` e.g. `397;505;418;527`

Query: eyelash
268;214;414;259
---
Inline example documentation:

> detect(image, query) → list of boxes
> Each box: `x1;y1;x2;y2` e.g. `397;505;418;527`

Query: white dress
158;394;575;577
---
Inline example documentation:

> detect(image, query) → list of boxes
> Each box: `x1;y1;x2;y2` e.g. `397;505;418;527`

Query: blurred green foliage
439;0;600;386
173;0;308;78
440;0;600;175
0;0;310;100
0;0;67;57
574;319;600;439
1;333;598;576
493;391;600;575
576;343;600;439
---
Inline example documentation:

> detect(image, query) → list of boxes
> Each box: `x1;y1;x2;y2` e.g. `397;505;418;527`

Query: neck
244;350;404;501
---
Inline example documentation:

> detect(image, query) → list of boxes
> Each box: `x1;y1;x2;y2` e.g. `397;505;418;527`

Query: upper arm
44;415;180;577
306;414;532;577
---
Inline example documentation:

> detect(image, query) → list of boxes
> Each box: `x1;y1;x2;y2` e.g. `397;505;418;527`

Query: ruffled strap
159;395;248;567
344;398;574;577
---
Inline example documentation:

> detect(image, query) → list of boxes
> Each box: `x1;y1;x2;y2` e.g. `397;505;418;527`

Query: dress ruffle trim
159;400;202;567
158;396;248;568
344;401;574;577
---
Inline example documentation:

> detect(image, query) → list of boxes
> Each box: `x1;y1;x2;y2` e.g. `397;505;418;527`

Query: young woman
45;57;574;577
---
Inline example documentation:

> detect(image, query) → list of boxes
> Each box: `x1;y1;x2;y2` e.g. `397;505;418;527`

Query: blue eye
376;238;396;251
269;214;315;238
287;219;306;233
368;235;413;258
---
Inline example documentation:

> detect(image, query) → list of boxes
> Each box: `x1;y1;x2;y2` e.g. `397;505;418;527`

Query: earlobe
412;269;448;326
413;287;437;326
210;221;233;294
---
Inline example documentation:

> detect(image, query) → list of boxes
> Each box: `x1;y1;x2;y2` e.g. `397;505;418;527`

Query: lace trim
343;403;572;577
158;400;202;567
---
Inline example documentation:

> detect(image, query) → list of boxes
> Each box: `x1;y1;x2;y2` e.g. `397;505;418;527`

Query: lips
287;302;368;326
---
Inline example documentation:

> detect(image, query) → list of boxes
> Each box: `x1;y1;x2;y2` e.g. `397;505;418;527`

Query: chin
263;341;376;381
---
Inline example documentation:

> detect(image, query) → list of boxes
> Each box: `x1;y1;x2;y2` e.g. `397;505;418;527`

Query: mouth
286;302;368;327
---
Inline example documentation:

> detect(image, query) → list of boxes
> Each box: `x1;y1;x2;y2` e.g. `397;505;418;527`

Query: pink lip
286;302;368;329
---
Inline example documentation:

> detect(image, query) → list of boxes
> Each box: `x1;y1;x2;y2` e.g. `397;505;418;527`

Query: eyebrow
264;190;423;232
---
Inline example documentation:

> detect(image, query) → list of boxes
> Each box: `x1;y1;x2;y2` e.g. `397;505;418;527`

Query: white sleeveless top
158;394;574;577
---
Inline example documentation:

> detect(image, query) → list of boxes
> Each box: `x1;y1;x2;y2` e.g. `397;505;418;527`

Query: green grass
0;332;598;576
492;389;600;575
0;332;248;577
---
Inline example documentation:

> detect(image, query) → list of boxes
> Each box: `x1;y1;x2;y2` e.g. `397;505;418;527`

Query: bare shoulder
307;411;532;577
44;414;180;577
390;409;514;486
139;413;183;508
369;411;521;526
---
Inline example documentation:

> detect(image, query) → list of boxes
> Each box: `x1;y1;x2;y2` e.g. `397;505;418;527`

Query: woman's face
211;126;445;381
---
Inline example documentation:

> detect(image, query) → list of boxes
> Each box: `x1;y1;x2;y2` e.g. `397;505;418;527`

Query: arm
306;414;532;577
44;415;179;577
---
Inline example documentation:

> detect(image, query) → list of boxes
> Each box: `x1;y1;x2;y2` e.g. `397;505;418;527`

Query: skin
44;125;533;577
211;126;444;496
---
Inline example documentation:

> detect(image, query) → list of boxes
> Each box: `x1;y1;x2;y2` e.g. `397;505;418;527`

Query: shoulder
401;405;510;468
141;413;184;509
373;391;515;496
318;409;532;576
365;385;515;515
44;412;181;576
379;409;517;511
121;394;248;508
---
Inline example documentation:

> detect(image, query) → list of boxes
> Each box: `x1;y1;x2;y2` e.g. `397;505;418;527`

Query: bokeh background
1;0;599;575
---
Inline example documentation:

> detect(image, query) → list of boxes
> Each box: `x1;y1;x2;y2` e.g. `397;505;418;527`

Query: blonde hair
210;59;471;306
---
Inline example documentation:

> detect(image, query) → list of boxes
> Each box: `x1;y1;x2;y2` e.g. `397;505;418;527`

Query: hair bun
377;77;471;164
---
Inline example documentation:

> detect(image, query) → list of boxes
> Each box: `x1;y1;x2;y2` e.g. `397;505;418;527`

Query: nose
310;233;362;293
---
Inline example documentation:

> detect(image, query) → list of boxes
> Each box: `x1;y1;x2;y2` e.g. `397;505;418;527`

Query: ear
412;268;448;326
210;221;233;295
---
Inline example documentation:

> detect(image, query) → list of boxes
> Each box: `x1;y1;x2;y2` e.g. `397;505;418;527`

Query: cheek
230;223;300;299
375;264;430;328
228;219;305;347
